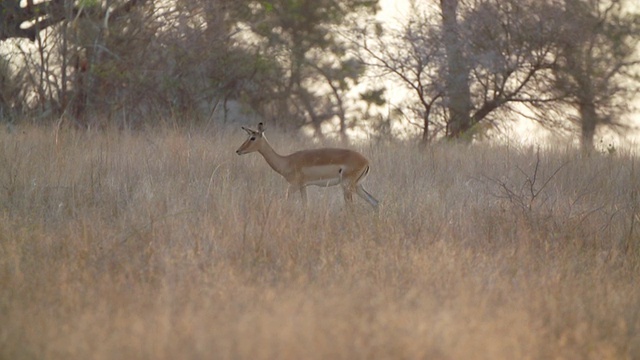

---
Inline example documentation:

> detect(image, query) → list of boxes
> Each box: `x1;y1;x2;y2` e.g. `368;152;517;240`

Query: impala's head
236;122;265;155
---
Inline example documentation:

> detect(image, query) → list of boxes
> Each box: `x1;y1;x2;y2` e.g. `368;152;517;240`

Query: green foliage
360;88;385;106
261;1;274;12
78;0;101;7
230;0;379;129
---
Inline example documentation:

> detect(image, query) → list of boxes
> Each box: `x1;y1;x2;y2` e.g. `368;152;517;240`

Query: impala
236;123;379;209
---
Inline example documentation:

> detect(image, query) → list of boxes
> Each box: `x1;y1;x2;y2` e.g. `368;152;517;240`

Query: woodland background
0;0;639;148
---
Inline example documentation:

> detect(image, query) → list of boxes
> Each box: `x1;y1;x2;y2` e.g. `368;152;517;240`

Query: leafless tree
361;0;559;142
360;4;445;143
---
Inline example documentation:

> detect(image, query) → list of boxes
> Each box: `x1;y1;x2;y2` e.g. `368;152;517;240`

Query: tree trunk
440;0;473;140
562;0;599;151
579;101;597;151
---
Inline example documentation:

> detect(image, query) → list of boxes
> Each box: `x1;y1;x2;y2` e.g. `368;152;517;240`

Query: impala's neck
257;137;290;176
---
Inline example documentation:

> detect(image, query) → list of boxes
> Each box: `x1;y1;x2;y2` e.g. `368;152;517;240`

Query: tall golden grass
1;124;639;359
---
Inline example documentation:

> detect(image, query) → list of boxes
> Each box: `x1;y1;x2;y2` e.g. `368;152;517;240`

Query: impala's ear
257;122;265;133
241;126;253;134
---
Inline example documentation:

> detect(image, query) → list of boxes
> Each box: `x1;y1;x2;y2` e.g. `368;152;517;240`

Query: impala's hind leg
339;168;355;205
342;185;354;203
356;184;379;209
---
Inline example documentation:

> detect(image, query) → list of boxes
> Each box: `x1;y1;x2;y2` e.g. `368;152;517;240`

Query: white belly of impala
301;165;343;187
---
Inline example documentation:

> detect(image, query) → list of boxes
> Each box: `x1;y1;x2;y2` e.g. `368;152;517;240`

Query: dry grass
1;125;639;359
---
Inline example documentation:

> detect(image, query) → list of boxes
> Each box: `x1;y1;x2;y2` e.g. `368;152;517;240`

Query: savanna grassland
1;125;639;360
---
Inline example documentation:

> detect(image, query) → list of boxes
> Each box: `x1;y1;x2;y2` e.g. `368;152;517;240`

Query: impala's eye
250;137;256;141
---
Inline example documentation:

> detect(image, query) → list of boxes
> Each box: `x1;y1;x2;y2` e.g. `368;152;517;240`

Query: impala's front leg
286;184;307;205
300;186;308;204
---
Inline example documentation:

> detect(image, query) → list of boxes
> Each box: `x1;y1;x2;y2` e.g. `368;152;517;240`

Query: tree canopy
0;0;638;147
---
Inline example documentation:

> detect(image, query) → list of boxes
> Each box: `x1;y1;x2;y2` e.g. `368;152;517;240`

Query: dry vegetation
1;124;639;359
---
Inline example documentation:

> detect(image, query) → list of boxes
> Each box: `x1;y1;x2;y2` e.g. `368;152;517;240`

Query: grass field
1;124;639;359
